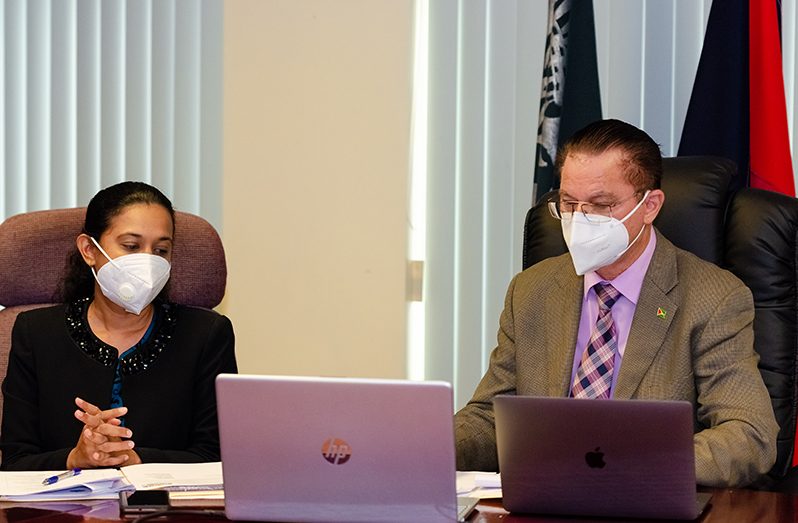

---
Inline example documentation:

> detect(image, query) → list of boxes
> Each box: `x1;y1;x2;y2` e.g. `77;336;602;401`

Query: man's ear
643;189;665;225
76;234;97;267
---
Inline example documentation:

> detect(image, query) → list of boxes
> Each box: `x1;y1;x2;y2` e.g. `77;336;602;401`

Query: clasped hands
66;397;142;468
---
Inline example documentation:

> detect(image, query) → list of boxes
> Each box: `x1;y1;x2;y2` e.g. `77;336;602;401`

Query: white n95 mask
561;190;650;276
89;237;171;314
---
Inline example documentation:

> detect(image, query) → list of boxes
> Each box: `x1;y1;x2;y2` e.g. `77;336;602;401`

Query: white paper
121;462;223;491
455;471;502;499
0;468;131;502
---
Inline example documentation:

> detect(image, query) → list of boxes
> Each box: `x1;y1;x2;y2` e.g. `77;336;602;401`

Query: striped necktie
570;282;621;399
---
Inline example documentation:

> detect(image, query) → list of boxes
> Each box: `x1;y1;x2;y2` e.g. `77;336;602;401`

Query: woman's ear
76;234;97;267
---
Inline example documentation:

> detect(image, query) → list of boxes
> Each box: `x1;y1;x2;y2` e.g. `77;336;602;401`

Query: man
455;119;778;488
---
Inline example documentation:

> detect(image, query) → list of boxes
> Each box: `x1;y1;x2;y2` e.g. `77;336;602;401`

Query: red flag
680;0;798;473
750;0;798;466
749;0;795;196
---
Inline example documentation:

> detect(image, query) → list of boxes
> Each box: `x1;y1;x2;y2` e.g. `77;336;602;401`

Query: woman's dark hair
58;182;176;302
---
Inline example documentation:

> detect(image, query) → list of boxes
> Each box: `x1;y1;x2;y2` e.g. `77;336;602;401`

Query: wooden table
0;488;794;522
470;488;797;522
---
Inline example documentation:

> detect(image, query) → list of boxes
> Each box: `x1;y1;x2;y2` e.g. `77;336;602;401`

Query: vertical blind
424;0;540;408
0;0;223;229
420;0;798;409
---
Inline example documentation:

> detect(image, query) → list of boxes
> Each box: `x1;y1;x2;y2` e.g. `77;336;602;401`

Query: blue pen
41;468;81;486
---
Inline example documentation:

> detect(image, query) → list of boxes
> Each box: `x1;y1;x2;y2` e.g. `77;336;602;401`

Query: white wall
222;0;415;378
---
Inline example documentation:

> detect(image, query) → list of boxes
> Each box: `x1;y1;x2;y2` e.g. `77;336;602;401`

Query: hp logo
321;437;352;465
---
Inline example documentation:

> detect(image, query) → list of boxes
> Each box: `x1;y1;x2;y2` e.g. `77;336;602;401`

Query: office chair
0;207;227;426
523;156;798;489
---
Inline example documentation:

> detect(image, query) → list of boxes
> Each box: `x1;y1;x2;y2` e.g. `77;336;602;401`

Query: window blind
1;0;222;229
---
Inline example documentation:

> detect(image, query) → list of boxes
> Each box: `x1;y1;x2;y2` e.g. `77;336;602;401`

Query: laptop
216;374;477;523
494;396;711;520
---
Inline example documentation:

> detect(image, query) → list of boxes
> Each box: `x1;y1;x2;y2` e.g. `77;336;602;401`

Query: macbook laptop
494;396;711;520
216;374;477;523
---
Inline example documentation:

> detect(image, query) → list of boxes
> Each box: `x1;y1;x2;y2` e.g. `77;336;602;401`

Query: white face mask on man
560;190;650;276
89;237;171;314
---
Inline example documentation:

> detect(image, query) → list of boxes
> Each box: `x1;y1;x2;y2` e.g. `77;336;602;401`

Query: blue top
109;313;157;424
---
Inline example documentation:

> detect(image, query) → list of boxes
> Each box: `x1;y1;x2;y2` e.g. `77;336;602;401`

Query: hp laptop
494;396;711;520
216;374;477;523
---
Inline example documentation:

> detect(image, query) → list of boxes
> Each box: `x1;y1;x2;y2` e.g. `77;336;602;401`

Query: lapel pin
656;307;667;319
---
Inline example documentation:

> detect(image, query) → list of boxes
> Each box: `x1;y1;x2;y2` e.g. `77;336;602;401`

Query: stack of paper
168;489;225;508
121;462;223;491
0;468;132;502
121;462;224;508
456;471;503;499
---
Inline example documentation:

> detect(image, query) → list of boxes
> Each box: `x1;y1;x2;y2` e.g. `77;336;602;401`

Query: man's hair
555;119;663;191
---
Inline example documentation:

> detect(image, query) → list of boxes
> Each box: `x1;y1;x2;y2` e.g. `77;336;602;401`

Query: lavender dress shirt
570;229;657;397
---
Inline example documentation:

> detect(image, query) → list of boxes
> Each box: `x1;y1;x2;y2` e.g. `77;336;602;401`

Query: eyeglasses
547;191;643;224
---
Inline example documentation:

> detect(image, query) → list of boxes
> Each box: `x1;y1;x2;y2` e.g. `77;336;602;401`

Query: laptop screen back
216;374;459;523
495;396;701;520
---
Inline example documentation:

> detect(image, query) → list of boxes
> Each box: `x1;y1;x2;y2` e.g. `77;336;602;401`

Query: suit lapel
614;231;679;399
544;259;584;396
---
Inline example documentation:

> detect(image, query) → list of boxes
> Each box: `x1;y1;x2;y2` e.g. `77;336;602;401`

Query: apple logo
585;447;606;469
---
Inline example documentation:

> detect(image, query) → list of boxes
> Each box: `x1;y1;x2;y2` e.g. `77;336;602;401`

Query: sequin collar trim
65;297;178;375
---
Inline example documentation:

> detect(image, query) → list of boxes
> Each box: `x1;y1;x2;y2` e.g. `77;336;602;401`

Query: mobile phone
119;490;170;515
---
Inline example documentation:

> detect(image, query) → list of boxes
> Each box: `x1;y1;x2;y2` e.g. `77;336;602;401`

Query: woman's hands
66;397;141;468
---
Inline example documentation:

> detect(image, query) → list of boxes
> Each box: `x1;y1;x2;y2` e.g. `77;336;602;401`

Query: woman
0;182;237;470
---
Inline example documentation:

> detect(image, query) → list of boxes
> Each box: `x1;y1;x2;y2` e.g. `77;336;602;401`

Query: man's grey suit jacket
455;230;778;488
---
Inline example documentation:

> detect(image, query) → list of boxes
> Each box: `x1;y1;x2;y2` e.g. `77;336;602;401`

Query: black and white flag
533;0;602;203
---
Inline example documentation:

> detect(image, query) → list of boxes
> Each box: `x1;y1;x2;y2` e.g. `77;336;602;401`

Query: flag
533;0;602;203
680;0;797;472
749;1;794;194
679;0;794;196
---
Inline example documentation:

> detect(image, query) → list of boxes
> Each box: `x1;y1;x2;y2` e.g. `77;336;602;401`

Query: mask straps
612;190;651;260
618;190;651;224
89;236;121;269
